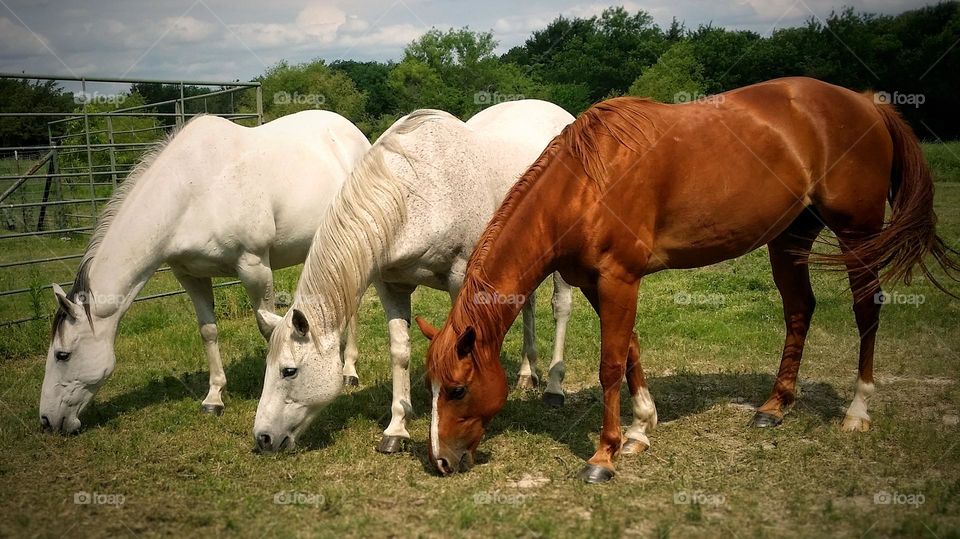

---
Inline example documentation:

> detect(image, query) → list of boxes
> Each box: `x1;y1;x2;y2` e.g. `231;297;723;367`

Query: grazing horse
40;111;370;434
253;100;574;454
417;77;959;483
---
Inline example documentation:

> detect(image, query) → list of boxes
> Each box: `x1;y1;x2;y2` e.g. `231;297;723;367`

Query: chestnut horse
416;77;958;483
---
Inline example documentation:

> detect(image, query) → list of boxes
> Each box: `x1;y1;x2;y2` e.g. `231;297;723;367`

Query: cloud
164;15;217;44
0;16;51;58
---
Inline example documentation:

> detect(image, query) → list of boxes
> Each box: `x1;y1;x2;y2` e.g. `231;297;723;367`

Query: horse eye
447;386;467;400
281;367;298;379
55;351;70;362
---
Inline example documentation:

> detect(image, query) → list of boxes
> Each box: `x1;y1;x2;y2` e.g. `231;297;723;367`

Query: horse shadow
84;351;845;467
295;366;845;469
82;349;268;429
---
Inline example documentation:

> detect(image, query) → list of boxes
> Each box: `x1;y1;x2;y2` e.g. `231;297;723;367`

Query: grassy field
0;147;959;538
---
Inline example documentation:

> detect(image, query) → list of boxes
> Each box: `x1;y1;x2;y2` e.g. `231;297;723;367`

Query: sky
0;0;939;84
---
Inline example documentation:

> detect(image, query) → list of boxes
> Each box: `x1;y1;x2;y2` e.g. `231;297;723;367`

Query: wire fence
0;74;263;327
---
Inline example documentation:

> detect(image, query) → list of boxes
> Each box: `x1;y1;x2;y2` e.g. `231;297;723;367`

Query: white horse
253;100;575;453
40;111;370;434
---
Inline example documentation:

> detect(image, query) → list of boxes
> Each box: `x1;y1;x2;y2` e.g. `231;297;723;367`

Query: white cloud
164;15;217;44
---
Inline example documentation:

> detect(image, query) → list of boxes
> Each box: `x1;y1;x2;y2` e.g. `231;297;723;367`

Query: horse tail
813;100;960;297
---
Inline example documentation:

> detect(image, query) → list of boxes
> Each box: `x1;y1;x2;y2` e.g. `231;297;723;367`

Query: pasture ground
1;145;959;538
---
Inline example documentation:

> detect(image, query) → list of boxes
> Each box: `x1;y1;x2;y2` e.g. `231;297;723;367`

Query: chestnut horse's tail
812;101;960;296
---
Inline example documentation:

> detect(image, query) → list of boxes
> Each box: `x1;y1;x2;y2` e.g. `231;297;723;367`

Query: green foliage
628;42;704;103
387;28;541;119
255;60;366;122
0;78;74;147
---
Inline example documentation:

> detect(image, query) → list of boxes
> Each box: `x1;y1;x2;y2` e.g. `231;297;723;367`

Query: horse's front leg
373;280;416;454
543;272;572;407
341;314;361;386
175;272;226;416
579;276;639;483
516;290;539;390
237;251;280;339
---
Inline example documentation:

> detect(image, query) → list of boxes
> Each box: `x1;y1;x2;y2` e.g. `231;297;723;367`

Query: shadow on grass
296;366;845;469
83;349;268;429
84;351;845;468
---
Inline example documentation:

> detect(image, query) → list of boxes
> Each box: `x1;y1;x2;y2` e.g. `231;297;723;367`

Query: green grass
1;149;959;537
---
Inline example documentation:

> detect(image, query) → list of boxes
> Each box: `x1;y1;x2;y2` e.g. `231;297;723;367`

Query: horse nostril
437;457;451;474
40;415;51;432
257;433;272;451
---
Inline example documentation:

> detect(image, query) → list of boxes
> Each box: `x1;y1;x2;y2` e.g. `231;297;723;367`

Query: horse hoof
750;411;782;428
578;464;614;484
201;403;224;416
543;392;565;408
621;437;650;455
376;435;408;454
343;375;360;387
841;415;871;432
516;374;538;390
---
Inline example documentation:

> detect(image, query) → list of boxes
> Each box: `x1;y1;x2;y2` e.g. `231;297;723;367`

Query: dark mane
427;97;666;383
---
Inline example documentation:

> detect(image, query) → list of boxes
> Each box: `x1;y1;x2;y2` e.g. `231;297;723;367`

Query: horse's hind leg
341;314;360;386
175;272;226;415
622;332;657;454
516;290;539;390
543;273;572;407
752;210;823;427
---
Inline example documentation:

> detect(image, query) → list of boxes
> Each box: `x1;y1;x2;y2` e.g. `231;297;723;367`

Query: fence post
106;115;118;189
81;78;97;223
256;84;263;126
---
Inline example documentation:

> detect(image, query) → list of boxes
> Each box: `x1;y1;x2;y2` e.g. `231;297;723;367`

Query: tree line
2;2;958;148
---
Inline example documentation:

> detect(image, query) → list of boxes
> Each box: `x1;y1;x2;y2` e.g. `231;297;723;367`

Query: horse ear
52;283;82;320
415;316;439;340
261;311;283;336
291;309;309;337
456;326;476;358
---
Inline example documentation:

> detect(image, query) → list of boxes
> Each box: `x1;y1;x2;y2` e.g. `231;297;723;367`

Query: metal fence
0;74;263;327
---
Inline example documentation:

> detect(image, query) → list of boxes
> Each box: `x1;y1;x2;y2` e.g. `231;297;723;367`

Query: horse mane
293;109;455;329
428;97;664;384
51;116;198;335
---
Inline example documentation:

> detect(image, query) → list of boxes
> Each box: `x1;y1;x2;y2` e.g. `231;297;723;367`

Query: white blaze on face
431;381;441;458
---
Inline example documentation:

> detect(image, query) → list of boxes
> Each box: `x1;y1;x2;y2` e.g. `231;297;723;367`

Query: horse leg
752;212;823;427
622;332;657;454
838;244;882;432
237;251;280;340
175;272;225;416
816;195;885;432
341;314;361;387
543;272;572;408
374;280;415;453
516;290;540;390
578;276;639;483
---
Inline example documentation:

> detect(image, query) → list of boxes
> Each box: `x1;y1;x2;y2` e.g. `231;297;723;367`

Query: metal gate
0;74;263;327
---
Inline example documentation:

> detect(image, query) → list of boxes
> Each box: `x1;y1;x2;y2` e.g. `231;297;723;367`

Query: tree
0;79;74;148
254;60;366;122
628;42;705;103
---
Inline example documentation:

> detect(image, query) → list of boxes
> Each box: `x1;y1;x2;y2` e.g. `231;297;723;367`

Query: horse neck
456;176;568;349
85;174;174;319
